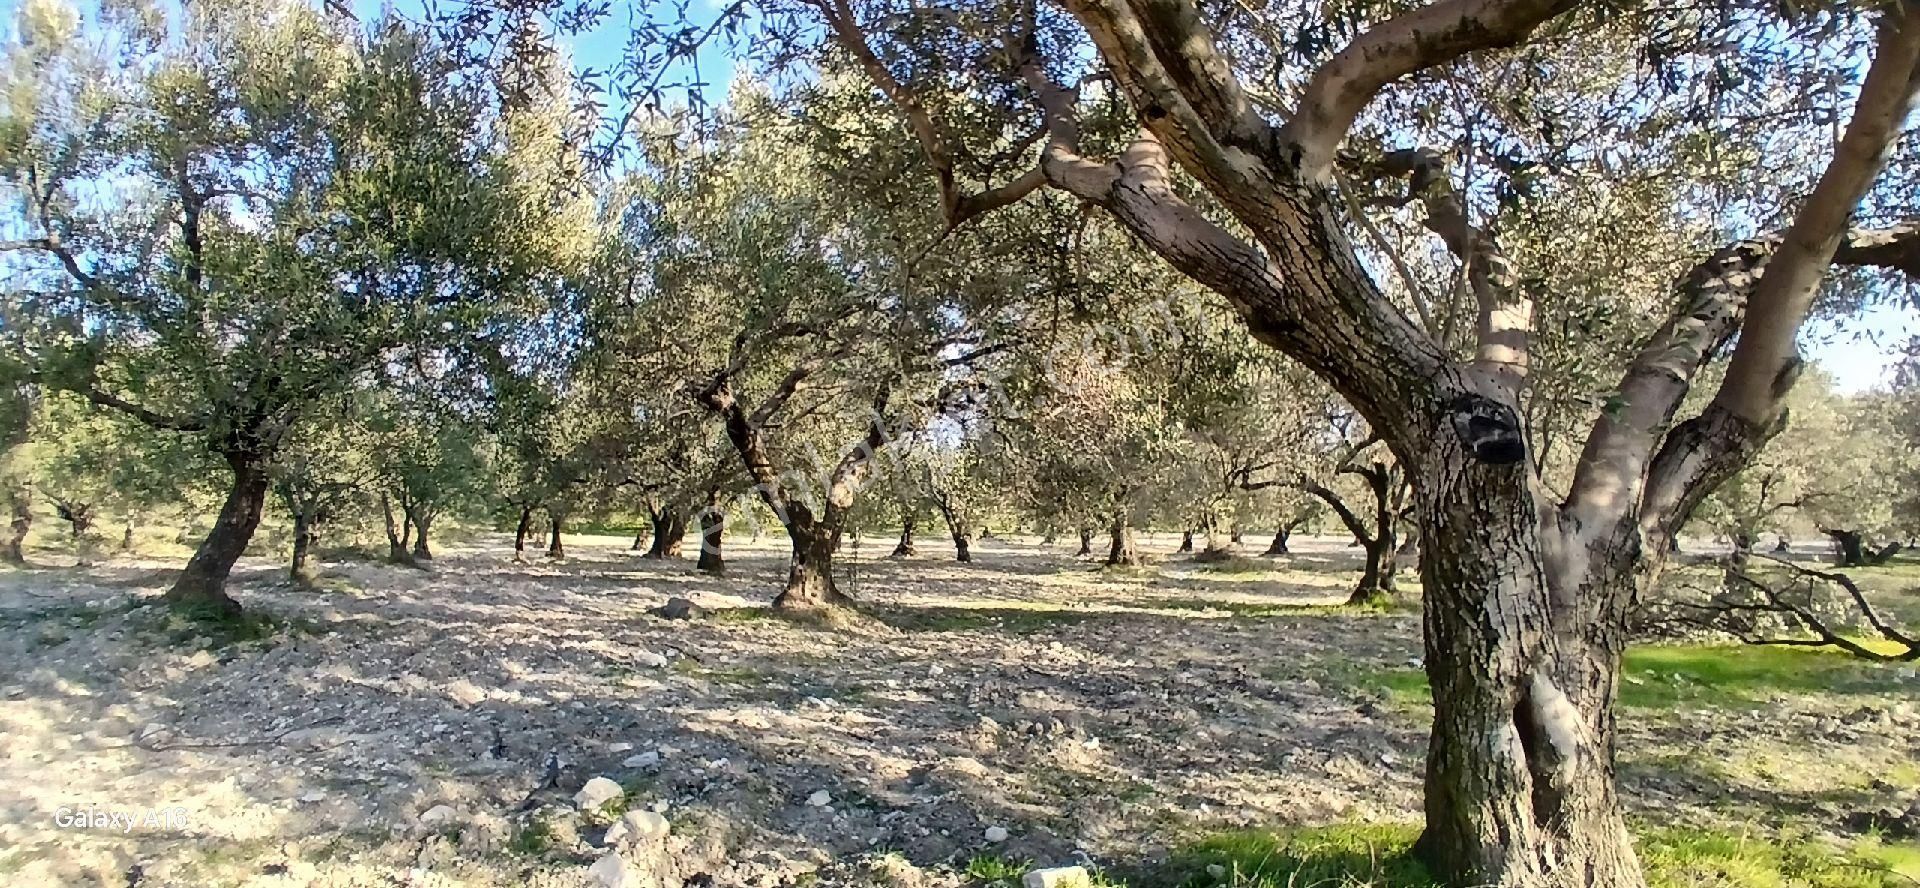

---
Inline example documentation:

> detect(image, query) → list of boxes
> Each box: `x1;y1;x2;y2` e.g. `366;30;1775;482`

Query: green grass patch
707;606;779;623
1347;644;1905;712
965;854;1033;886
162;603;321;650
1150;824;1920;888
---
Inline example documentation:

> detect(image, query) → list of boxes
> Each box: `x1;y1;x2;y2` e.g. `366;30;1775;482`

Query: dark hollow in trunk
952;534;972;563
696;498;725;574
547;516;565;560
645;507;686;559
166;451;268;617
513;507;534;562
1076;527;1093;557
891;516;917;557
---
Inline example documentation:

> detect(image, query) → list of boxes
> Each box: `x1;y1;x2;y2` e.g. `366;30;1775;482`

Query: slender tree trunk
120;522;135;552
166;451;269;617
290;510;316;586
1177;529;1194;553
513;507;534;562
547;515;565;560
1414;450;1642;888
645;507;685;559
1230;522;1243;544
953;533;972;563
775;522;853;610
1107;511;1142;567
1265;526;1291;556
411;511;433;562
891;516;917;557
4;486;29;565
696;494;725;574
1076;527;1093;557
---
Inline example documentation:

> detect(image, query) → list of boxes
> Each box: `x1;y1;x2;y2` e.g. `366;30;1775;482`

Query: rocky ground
1;534;1916;888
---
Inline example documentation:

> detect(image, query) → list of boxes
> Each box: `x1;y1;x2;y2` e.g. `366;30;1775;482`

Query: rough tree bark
166;449;269;617
824;0;1920;881
1265;526;1291;556
380;493;414;566
1076;526;1093;556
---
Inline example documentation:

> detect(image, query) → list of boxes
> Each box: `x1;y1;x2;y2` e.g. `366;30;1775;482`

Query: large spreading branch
1278;0;1583;180
1711;3;1920;425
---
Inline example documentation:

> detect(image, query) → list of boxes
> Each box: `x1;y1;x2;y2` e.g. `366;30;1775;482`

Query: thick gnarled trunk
411;511;434;562
645;506;686;559
1414;448;1642;888
167;451;269;617
776;524;852;610
696;494;725;574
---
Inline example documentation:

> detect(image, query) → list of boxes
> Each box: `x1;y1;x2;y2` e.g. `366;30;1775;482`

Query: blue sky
4;0;1913;392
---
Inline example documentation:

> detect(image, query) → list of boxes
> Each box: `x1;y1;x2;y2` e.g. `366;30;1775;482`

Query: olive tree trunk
891;516;917;557
289;510;317;586
696;494;725;574
513;506;535;562
4;485;30;565
546;514;565;560
411;510;434;562
1076;527;1092;556
1106;509;1142;567
166;450;269;617
645;506;686;559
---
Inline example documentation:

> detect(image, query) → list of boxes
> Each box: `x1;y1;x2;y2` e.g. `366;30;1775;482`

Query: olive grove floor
0;534;1916;887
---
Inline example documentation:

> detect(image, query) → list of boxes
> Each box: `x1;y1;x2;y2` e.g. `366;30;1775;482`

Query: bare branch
1280;0;1583;180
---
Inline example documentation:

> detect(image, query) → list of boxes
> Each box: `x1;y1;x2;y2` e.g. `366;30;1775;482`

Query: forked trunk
1265;527;1291;556
696;496;725;574
547;515;565;560
166;451;269;617
514;507;534;561
411;512;433;562
1348;534;1398;606
774;525;853;611
1413;448;1642;888
290;510;317;586
891;516;917;557
952;534;972;563
1076;527;1092;556
1106;512;1142;567
381;494;414;566
645;507;686;559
